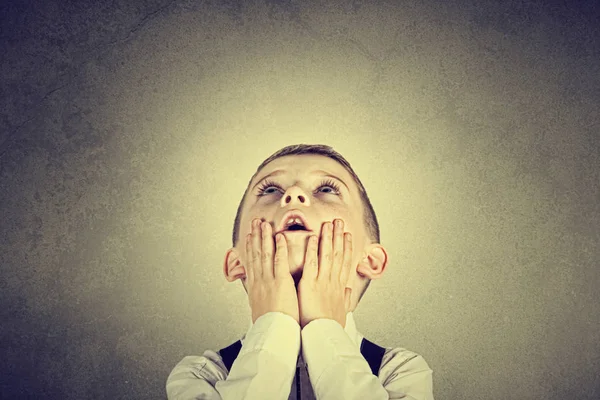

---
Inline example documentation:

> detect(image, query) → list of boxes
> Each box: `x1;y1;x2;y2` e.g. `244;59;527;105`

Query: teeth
285;217;304;227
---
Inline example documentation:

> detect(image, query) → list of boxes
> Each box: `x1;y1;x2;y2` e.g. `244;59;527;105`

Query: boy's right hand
245;219;300;325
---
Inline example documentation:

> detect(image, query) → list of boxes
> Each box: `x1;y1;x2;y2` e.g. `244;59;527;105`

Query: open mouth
286;224;307;231
278;211;312;234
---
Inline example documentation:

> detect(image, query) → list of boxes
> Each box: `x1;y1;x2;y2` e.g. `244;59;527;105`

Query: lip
281;230;313;238
277;209;313;234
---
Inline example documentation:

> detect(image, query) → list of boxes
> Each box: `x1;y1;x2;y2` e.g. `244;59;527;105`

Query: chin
290;260;304;285
288;245;307;264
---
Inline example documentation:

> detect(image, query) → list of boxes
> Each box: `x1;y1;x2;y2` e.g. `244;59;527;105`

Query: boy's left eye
256;179;341;196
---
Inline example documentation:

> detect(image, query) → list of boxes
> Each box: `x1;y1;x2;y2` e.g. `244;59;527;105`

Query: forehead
251;154;354;188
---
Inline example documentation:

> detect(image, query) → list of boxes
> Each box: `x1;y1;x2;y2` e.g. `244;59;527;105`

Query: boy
166;144;434;399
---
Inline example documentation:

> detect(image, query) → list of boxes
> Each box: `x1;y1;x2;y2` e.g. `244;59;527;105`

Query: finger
318;221;333;280
331;219;345;281
303;234;319;280
344;287;352;313
274;232;289;279
340;232;353;287
261;221;275;278
252;219;263;278
245;233;254;283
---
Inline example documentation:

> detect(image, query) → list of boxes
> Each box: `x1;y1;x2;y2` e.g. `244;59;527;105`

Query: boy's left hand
297;219;353;329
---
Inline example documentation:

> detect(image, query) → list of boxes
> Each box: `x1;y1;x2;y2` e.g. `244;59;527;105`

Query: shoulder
379;346;433;379
168;350;229;384
372;346;434;399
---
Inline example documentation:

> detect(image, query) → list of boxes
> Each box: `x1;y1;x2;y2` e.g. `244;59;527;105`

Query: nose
280;186;310;206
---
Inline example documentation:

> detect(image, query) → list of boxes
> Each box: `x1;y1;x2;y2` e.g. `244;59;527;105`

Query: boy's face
233;154;369;287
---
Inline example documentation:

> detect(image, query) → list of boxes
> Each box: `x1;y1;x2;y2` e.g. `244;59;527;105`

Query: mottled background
1;0;599;399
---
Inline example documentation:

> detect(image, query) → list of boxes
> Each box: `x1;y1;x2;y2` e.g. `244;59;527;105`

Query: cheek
341;219;356;237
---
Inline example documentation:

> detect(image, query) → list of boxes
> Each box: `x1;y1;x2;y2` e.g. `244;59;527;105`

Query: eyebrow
252;169;350;192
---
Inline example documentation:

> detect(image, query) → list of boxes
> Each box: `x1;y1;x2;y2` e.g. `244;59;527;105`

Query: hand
297;219;353;329
245;219;300;325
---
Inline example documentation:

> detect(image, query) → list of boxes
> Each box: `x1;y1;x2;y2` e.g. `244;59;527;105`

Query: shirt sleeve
166;312;301;400
300;318;434;400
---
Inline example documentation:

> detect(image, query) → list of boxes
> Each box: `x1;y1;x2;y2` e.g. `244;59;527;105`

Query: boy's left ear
356;244;388;279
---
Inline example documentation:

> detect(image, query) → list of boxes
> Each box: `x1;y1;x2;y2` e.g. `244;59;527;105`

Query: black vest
218;337;386;376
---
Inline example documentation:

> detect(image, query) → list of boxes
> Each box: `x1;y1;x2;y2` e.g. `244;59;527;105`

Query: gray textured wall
1;0;599;399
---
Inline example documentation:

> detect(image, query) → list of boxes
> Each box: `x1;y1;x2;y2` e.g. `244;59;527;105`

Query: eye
318;179;341;194
256;179;341;196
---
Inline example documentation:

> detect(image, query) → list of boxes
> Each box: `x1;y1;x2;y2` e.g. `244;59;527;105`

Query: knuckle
262;248;271;262
274;249;285;263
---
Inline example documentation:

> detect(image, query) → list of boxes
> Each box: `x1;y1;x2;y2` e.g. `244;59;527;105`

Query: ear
356;243;388;280
223;247;246;282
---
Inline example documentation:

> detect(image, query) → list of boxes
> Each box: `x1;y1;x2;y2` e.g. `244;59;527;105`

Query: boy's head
223;144;388;311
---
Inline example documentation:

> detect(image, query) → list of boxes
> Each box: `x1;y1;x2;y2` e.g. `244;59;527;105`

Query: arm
301;319;434;400
167;219;303;399
166;355;224;400
166;312;301;400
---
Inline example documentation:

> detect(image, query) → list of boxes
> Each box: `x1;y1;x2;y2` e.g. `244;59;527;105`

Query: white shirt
166;311;434;399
